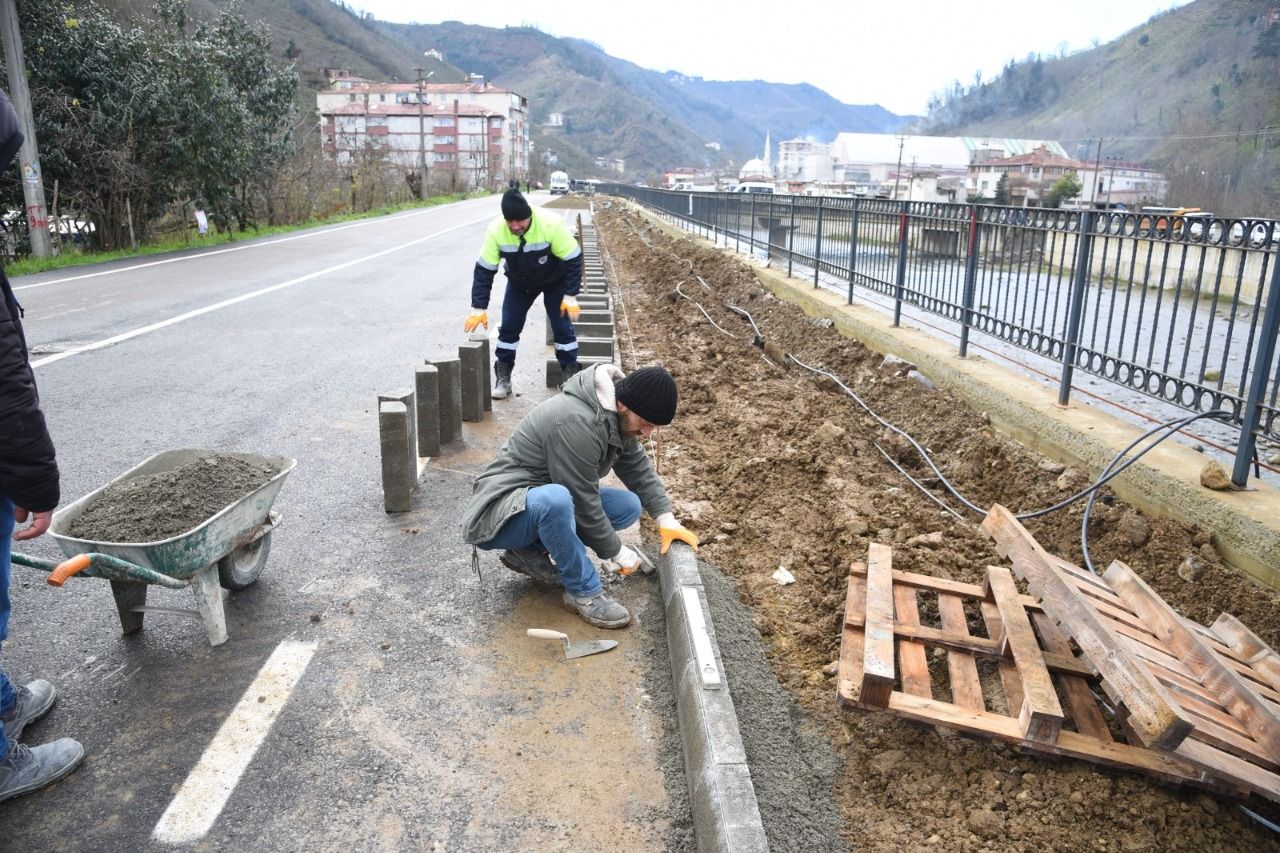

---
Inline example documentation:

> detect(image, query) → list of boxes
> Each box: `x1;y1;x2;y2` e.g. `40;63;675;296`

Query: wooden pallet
983;505;1280;802
837;542;1213;789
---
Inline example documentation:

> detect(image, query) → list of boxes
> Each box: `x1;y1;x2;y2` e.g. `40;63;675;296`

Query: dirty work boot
562;590;631;629
499;548;562;588
0;680;57;741
492;360;513;399
0;737;84;803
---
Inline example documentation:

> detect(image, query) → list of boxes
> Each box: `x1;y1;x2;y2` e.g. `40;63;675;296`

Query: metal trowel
527;628;618;660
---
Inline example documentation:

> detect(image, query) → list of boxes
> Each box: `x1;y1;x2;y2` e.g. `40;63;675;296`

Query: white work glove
605;544;645;576
656;512;699;554
560;295;581;322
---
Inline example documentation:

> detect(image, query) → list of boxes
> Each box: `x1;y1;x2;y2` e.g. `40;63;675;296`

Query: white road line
14;205;448;291
151;640;318;845
31;215;489;369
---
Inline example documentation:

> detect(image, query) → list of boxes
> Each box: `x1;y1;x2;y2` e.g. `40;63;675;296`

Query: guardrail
602;185;1280;487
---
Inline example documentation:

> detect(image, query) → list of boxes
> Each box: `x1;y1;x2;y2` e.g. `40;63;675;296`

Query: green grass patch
7;191;485;278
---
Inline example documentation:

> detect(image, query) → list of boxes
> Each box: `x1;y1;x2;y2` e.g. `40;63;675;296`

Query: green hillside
89;1;909;180
377;20;910;179
922;0;1280;216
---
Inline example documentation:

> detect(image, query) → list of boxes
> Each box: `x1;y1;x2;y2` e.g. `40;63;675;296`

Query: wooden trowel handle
527;628;568;641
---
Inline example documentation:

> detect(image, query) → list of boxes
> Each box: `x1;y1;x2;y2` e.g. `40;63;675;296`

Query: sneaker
0;737;84;803
562;590;631;629
492;360;513;400
0;680;56;742
500;548;562;588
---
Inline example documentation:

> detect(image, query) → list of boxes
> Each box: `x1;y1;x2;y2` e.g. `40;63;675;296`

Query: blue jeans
494;283;579;368
0;494;17;758
479;485;641;598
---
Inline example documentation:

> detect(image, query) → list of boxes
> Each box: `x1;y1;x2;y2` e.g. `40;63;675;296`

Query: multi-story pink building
317;69;530;189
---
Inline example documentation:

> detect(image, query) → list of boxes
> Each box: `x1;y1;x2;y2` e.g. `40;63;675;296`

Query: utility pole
0;0;51;258
415;66;433;200
1105;155;1119;208
1091;137;1104;208
415;67;427;199
892;135;907;200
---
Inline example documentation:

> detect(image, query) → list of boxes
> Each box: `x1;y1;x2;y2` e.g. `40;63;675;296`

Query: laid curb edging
659;543;770;852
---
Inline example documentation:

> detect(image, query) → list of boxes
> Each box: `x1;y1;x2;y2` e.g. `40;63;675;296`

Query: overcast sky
345;0;1193;115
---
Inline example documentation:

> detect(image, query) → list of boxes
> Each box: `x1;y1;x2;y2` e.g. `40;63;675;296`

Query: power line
1055;127;1279;144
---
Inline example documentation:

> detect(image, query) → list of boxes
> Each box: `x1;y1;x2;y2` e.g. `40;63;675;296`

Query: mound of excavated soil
596;202;1280;852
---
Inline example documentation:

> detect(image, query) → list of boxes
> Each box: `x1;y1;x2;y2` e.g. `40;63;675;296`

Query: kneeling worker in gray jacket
461;365;699;628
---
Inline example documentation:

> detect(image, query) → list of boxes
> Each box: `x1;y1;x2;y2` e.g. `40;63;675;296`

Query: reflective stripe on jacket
470;207;582;309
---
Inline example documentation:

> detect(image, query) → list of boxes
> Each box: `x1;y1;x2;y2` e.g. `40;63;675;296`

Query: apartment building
317;70;530;189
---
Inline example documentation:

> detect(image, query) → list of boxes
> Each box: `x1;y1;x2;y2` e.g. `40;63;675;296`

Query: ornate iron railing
603;186;1280;486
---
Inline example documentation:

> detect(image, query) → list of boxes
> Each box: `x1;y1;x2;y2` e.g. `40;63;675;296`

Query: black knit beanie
501;188;532;221
615;366;678;426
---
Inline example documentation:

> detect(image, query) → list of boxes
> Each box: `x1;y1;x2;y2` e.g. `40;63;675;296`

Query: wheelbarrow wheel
217;532;272;590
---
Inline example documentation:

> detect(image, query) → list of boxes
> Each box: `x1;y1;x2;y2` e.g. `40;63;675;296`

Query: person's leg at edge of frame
0;491;83;802
0;494;15;759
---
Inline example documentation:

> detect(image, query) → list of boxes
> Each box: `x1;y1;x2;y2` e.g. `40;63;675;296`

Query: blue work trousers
0;494;18;758
479;485;641;597
495;282;579;368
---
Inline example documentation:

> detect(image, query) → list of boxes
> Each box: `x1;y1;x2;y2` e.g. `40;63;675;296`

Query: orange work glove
463;309;488;333
656;512;699;555
560;295;580;322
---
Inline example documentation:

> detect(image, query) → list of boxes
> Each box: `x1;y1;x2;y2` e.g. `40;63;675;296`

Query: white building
777;138;833;183
1075;160;1169;208
831;133;1069;193
317;72;530;188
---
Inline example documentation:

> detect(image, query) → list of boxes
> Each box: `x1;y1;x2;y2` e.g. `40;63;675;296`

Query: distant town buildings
661;131;1167;207
317;67;530;189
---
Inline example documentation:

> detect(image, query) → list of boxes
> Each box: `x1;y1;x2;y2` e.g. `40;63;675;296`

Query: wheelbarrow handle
48;554;92;587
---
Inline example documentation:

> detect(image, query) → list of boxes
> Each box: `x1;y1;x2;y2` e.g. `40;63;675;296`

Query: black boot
559;361;582;386
492;360;513;399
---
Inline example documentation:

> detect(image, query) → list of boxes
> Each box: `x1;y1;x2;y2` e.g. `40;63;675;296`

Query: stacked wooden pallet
837;506;1280;801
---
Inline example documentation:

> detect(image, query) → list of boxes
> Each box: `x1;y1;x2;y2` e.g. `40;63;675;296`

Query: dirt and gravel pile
595;202;1280;851
67;454;279;542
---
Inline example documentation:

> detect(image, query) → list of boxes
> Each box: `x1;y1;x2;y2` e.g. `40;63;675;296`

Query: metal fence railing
602;185;1280;487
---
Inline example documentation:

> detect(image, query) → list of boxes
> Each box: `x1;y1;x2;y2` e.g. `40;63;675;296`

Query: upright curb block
458;340;487;422
428;357;463;444
377;400;412;513
659;544;769;853
377;388;419;480
415;364;441;458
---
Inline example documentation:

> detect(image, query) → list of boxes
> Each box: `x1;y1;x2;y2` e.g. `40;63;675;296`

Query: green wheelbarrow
12;449;297;647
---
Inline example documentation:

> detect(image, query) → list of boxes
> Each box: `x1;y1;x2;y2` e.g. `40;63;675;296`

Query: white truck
549;171;570;194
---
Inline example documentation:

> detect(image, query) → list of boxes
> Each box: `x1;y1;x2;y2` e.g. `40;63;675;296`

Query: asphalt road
2;194;682;850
